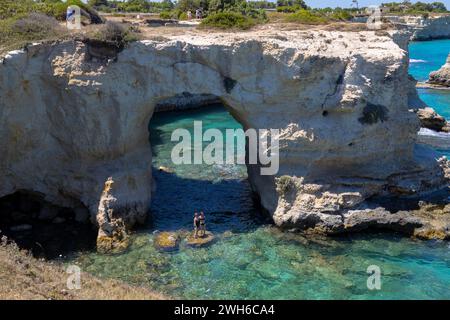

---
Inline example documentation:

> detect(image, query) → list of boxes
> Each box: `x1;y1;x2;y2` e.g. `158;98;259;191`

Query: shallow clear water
67;42;450;300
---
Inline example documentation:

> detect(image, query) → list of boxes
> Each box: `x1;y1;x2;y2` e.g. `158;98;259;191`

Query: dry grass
0;238;169;300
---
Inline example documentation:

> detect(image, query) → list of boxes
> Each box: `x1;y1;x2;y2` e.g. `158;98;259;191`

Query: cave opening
0;190;97;259
148;95;270;234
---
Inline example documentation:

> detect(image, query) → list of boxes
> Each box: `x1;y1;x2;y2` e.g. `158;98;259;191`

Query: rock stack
429;53;450;87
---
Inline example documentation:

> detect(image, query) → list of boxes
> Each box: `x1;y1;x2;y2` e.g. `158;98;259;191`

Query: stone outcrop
391;15;450;41
0;29;448;247
415;107;450;132
429;53;450;87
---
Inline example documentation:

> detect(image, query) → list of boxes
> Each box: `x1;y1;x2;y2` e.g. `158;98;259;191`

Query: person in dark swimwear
193;212;200;238
199;211;206;237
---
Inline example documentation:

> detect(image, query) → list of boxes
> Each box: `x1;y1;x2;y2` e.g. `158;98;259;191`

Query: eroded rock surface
0;29;448;246
416;107;450;132
429;53;450;87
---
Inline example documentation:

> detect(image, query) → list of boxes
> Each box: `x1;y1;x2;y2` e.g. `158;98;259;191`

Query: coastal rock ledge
429;53;450;87
0;30;449;249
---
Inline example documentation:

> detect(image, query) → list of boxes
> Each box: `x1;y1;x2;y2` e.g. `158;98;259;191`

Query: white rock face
0;30;448;244
411;15;450;40
387;15;450;40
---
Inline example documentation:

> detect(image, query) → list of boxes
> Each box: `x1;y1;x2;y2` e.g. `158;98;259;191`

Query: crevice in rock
223;76;237;94
358;102;389;125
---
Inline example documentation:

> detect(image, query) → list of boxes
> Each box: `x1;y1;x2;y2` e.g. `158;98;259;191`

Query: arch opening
147;95;271;233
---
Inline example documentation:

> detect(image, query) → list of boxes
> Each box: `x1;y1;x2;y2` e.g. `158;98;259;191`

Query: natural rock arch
0;31;448;250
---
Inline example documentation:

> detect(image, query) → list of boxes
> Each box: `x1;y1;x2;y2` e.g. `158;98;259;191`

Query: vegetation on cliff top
199;11;258;29
382;1;448;14
89;21;141;48
0;0;102;21
0;237;168;299
0;12;69;54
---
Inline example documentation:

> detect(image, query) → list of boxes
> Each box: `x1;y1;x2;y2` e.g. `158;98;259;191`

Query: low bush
276;5;300;13
159;11;173;19
285;9;329;25
199;12;257;29
0;12;67;53
90;21;140;48
10;12;62;38
159;9;184;20
0;0;102;23
329;9;353;21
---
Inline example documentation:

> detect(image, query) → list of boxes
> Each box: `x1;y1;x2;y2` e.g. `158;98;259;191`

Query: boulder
154;232;179;251
416;107;450;132
186;231;215;247
428;53;450;87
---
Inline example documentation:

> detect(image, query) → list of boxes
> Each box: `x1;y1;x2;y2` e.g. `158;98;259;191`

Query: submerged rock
10;224;32;232
154;232;179;251
186;231;215;247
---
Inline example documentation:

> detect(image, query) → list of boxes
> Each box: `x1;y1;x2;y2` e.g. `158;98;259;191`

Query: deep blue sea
67;41;450;300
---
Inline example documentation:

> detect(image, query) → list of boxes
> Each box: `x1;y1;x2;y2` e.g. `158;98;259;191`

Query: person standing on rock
193;212;200;238
199;211;206;237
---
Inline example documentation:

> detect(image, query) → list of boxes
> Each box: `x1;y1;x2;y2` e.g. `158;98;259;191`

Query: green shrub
178;12;188;20
0;0;101;23
11;12;61;37
275;176;296;195
276;5;299;13
159;9;184;19
199;11;256;29
159;11;173;19
285;9;329;25
0;12;67;54
329;9;352;21
91;21;140;48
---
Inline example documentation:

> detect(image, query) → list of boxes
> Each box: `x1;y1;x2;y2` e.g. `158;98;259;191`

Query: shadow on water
147;169;270;234
145;103;270;235
0;191;97;259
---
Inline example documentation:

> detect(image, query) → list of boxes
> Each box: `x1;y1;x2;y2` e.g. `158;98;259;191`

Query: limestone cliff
0;30;448;247
400;15;450;41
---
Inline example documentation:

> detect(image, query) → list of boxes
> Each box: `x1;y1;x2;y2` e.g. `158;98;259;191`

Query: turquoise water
409;39;450;82
67;43;450;300
410;40;450;158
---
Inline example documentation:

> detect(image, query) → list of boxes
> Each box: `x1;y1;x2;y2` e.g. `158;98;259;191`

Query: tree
276;0;307;9
88;0;109;7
